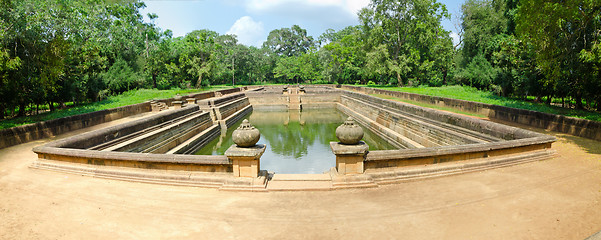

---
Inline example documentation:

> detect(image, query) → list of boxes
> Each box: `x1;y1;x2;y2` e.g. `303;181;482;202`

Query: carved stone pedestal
330;141;368;175
172;101;183;109
225;144;266;178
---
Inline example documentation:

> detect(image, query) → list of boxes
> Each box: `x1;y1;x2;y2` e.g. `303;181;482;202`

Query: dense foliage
0;0;599;121
455;0;601;110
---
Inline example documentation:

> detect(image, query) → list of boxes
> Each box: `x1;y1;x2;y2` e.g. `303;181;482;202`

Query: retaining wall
0;87;246;150
338;90;556;171
32;105;231;172
32;88;255;172
0;102;151;149
245;86;341;109
341;85;601;141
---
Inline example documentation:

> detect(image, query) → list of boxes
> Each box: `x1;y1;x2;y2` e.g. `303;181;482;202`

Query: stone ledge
29;149;556;191
366;149;557;184
366;137;555;161
225;144;266;158
34;146;230;165
330;142;369;155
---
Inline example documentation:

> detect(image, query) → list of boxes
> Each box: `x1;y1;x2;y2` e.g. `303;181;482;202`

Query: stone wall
33;104;232;172
338;90;556;171
246;91;289;110
245;86;341;109
32;87;256;174
342;85;601;141
340;96;487;148
0;102;151;149
42;106;200;150
341;90;538;140
0;87;246;150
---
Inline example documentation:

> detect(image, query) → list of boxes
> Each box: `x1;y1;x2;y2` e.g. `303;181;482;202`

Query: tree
0;0;158;118
517;0;601;109
359;0;453;86
263;25;316;57
273;56;302;83
319;26;366;84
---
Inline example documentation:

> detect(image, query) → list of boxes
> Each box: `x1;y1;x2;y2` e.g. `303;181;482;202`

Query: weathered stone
335;117;364;145
172;101;183;109
330;141;369;155
232;119;260;147
225;144;266;178
27;85;561;190
330;141;368;175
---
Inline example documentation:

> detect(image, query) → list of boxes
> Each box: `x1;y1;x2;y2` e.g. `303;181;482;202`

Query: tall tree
517;0;601;109
359;0;453;86
263;25;316;57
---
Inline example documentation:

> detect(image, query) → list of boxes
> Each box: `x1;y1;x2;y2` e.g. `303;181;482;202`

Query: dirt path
1;115;600;239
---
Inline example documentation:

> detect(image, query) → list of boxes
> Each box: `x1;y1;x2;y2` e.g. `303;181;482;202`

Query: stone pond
195;108;395;174
31;85;556;191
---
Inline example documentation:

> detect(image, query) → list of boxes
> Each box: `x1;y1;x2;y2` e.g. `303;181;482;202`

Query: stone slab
330;141;369;155
225;144;266;158
266;180;332;191
270;173;331;181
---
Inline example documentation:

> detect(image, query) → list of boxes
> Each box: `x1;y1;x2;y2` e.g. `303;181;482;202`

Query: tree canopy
1;0;600;120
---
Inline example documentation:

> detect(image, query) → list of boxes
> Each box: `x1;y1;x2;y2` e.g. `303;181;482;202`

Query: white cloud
450;31;460;47
344;0;371;16
243;0;370;25
245;0;369;15
226;16;265;47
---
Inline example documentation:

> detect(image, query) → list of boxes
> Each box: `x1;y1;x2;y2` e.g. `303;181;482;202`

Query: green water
194;108;396;174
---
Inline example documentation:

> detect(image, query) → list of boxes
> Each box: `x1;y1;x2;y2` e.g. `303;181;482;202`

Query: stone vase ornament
335;117;364;145
232;119;261;147
173;94;182;101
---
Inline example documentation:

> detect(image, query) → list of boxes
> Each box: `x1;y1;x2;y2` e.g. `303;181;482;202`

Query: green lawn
369;85;601;122
0;86;229;130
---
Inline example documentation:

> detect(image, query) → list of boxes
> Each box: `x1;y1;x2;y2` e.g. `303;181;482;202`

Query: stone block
330;141;368;175
225;144;266;178
172;101;183;109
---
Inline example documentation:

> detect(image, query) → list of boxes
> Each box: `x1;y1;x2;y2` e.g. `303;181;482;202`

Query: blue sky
140;0;464;47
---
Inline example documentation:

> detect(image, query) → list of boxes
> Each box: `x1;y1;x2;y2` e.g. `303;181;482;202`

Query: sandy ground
1;115;601;239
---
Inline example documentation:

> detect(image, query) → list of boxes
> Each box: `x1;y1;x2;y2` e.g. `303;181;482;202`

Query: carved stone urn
173;94;182;101
232;119;260;147
335;117;364;145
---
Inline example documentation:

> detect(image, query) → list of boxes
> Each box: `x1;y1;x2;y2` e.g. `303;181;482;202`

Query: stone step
288;104;301;110
270;173;331;181
267;173;332;191
267;180;332;191
289;96;301;103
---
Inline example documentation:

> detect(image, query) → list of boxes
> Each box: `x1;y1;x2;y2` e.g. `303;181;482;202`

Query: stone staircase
288;88;302;110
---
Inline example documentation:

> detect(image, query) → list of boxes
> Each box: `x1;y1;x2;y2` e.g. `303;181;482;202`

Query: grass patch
372;94;488;119
371;85;601;122
0;86;229;130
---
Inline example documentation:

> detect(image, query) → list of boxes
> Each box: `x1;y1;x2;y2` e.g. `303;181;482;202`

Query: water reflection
194;108;396;174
